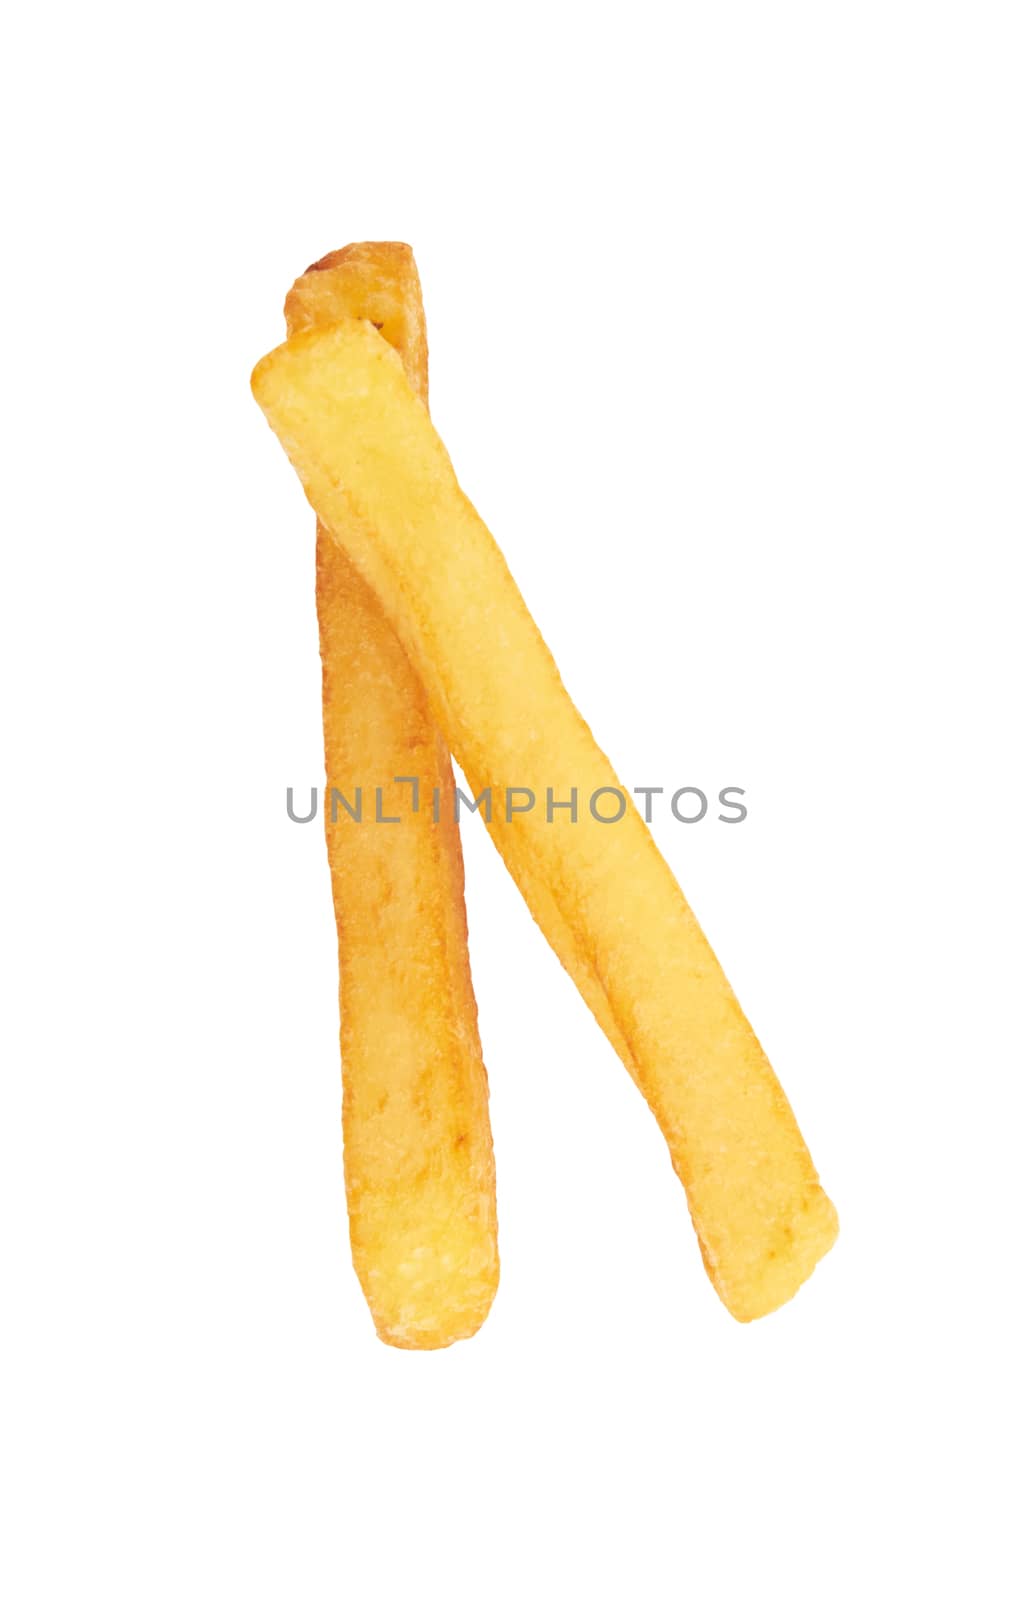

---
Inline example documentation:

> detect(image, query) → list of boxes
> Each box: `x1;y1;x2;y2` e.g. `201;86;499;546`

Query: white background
2;4;1022;1596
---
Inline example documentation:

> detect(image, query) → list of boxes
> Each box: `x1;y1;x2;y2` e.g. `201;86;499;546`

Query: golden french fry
289;246;497;1349
252;318;838;1321
296;248;636;1069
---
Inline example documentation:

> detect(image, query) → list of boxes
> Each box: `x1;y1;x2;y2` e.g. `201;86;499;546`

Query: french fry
295;250;636;1069
252;318;838;1321
288;246;497;1349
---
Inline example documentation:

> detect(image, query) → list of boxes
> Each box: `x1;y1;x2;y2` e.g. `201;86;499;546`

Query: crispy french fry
289;246;497;1349
252;319;838;1321
295;249;636;1070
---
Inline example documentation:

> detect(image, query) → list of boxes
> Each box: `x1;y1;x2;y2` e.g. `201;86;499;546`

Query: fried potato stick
287;246;497;1349
294;251;635;1069
252;318;838;1322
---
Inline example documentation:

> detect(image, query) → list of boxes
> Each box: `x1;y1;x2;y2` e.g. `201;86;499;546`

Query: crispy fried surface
287;246;497;1349
253;320;838;1321
286;243;429;404
292;248;635;1069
